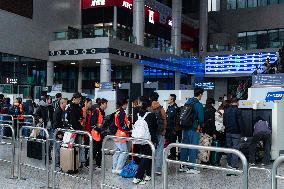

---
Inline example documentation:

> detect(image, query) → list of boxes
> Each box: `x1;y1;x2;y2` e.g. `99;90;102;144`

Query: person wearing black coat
133;97;158;185
35;96;54;128
203;98;216;137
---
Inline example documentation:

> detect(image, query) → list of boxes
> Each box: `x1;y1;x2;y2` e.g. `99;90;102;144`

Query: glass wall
227;0;284;10
237;28;284;50
0;52;46;87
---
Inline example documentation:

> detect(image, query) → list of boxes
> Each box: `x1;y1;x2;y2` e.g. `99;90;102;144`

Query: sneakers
133;178;146;185
96;165;102;170
249;163;256;166
186;169;200;174
144;175;151;181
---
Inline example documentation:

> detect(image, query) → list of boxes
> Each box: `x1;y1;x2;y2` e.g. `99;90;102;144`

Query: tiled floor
0;140;283;189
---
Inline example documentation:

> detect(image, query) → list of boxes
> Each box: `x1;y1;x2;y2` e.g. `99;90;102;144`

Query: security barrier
271;155;284;189
0;123;16;179
17;126;50;188
248;166;271;179
16;115;35;139
101;135;156;189
163;143;248;189
51;128;94;189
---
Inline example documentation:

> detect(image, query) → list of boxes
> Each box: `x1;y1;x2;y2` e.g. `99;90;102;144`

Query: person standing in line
133;97;158;185
53;98;68;168
223;98;243;169
203;98;216;137
179;88;204;174
90;98;108;169
53;93;62;110
165;94;180;160
149;92;167;175
112;98;131;174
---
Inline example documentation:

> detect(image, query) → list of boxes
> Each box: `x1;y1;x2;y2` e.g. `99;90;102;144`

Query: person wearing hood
35;96;54;129
148;92;166;175
179;88;204;174
23;96;35;115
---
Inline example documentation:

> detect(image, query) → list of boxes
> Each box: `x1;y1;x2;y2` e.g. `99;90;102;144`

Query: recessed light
71;62;76;65
96;61;100;64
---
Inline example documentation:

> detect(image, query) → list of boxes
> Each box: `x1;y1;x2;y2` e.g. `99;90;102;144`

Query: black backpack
101;112;117;137
149;106;164;131
179;102;196;130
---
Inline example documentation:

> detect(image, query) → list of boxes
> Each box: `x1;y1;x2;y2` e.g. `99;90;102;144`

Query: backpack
179;102;196;130
149;106;164;131
131;112;151;144
101;112;116;137
119;160;138;178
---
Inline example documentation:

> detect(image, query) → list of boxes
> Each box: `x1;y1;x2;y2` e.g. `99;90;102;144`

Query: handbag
119;160;138;178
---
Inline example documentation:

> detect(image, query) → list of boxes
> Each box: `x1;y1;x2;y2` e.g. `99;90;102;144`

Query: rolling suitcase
27;140;43;160
60;147;79;174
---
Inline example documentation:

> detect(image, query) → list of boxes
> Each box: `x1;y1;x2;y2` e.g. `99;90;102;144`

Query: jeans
55;142;61;167
112;142;128;171
155;134;165;172
249;132;271;164
226;133;241;168
180;129;200;168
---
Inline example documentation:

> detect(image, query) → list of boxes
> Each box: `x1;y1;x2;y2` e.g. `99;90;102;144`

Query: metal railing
16;115;35;139
163;143;248;189
17;126;50;188
101;135;156;189
249;166;271;179
51;128;93;189
0;124;16;179
272;155;284;189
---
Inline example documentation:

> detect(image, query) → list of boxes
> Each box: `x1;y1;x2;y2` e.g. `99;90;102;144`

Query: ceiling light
96;61;100;64
71;62;76;65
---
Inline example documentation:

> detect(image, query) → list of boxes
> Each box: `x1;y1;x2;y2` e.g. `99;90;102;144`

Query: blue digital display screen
205;52;277;74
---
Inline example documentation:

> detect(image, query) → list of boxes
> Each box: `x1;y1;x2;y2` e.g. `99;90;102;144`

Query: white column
113;6;118;38
172;0;182;90
199;0;208;60
100;59;111;83
132;0;145;86
78;64;82;93
46;61;54;87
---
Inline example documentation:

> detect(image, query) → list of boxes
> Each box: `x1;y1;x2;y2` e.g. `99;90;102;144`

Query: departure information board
205;52;277;74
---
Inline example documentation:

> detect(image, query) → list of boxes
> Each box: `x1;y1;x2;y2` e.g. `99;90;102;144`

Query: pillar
132;0;145;87
77;64;82;93
199;0;208;60
172;0;182;90
113;6;118;38
220;0;227;11
100;59;111;83
46;61;54;87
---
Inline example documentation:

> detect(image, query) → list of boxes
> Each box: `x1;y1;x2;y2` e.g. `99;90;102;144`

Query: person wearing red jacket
112;98;130;174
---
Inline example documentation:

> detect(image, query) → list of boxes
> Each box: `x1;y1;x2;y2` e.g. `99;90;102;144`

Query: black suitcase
27;140;43;160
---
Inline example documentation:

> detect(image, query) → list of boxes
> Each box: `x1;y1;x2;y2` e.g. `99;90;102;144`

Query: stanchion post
271;155;284;189
101;135;156;189
0;124;16;178
52;128;93;189
163;143;248;189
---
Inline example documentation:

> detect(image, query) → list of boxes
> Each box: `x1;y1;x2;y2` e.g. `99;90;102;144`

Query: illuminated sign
205;52;277;74
194;82;214;90
265;91;284;102
91;0;106;6
6;78;18;84
168;20;172;26
122;1;132;9
148;10;155;24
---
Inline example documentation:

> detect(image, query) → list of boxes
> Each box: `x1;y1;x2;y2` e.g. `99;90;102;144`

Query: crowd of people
0;88;272;184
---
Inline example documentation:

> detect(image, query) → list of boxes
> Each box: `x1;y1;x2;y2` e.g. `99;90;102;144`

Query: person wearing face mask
90;98;108;169
112;98;131;174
